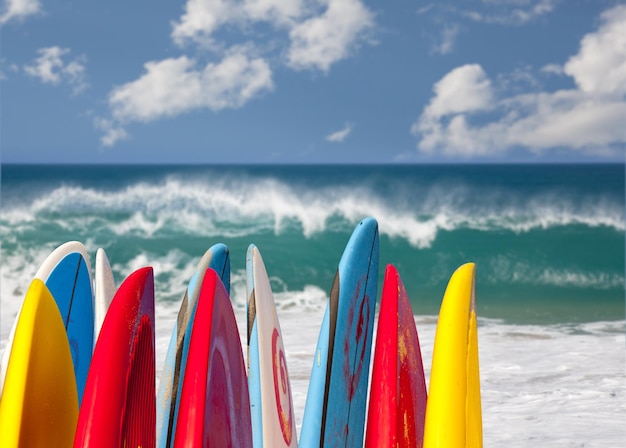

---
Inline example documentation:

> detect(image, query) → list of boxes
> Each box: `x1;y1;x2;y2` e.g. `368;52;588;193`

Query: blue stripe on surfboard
210;243;231;296
45;252;94;407
299;305;331;448
248;319;263;448
300;217;379;448
156;244;231;448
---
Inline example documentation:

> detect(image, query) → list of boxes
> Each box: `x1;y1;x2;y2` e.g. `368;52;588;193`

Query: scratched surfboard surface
300;217;379;448
156;243;230;448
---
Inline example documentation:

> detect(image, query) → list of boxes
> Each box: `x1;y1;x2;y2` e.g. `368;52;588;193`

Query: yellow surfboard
424;263;483;448
0;279;79;447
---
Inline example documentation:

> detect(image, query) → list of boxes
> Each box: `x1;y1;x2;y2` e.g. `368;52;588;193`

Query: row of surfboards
0;217;482;447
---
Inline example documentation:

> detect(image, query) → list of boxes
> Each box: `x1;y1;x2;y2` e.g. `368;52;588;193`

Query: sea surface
1;163;624;446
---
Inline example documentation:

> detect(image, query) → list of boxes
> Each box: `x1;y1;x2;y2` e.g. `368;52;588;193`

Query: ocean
1;163;624;446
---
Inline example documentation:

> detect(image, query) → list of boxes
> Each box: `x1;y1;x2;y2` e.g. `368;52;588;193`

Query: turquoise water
1;163;624;324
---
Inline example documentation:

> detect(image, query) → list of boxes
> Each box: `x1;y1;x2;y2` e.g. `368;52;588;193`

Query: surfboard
0;279;78;447
173;268;252;448
156;243;230;448
246;244;297;448
423;263;482;448
73;267;156;448
299;217;379;448
365;264;427;448
0;241;94;406
94;248;116;345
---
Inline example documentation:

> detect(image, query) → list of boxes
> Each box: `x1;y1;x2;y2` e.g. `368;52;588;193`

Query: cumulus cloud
412;4;626;158
171;0;375;72
0;0;41;25
97;0;376;146
326;123;353;142
23;46;88;94
563;5;626;95
286;0;375;72
99;50;273;146
171;0;304;46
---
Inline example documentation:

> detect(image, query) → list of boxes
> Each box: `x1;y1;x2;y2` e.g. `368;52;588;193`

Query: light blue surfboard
156;243;230;448
300;217;379;448
34;241;94;407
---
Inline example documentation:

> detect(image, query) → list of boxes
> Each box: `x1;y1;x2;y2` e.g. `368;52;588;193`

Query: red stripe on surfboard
272;327;294;445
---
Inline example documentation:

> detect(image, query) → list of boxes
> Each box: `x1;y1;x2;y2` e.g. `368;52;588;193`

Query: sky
0;0;625;164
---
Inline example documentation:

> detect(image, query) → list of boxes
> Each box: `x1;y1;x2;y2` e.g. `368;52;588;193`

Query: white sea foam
2;177;623;249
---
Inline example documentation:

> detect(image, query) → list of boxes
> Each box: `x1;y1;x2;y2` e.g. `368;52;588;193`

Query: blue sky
1;0;625;163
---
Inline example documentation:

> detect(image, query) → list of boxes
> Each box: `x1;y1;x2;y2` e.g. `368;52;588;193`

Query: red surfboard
173;268;252;448
74;267;156;448
365;264;427;448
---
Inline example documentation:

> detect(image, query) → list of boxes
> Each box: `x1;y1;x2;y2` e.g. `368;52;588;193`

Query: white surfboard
94;248;116;345
247;244;298;448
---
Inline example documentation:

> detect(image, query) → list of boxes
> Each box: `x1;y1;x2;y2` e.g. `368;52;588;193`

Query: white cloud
326;123;353;142
171;0;236;47
286;0;375;72
171;0;305;46
94;117;129;147
23;46;88;94
541;63;563;76
563;4;626;95
0;0;41;25
431;23;461;55
412;4;626;158
99;0;376;145
171;0;375;72
422;64;494;119
459;0;559;25
99;50;273;145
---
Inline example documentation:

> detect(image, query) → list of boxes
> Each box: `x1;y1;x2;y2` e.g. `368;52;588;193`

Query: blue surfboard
156;243;230;448
34;241;94;407
300;217;379;448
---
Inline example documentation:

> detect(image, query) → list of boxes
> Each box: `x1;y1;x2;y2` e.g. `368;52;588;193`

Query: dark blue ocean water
1;164;624;324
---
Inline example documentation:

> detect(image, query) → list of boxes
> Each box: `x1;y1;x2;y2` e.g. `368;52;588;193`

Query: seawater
1;164;624;446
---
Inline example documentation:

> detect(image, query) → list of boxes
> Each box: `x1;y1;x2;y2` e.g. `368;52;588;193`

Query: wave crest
2;176;623;248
